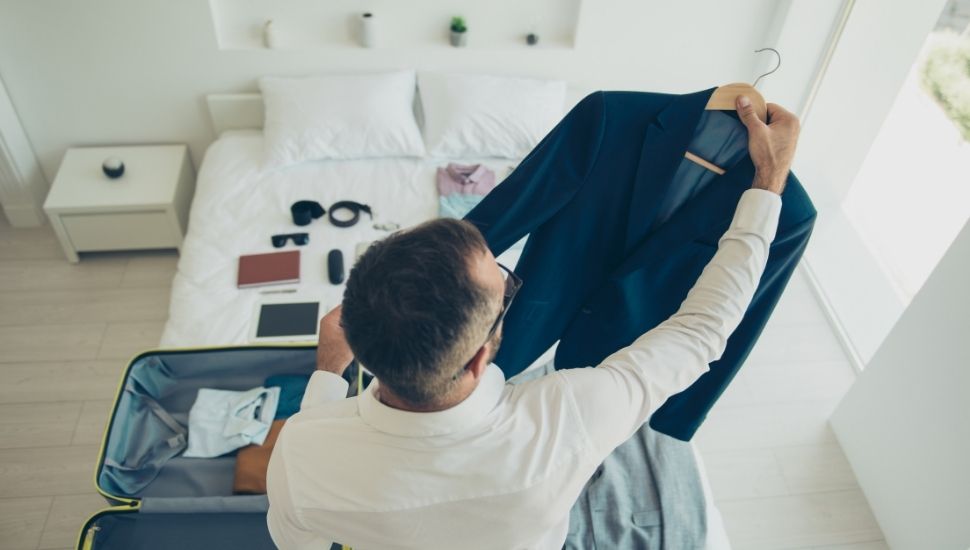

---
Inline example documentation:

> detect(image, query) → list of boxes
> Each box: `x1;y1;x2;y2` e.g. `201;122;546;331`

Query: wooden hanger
684;48;779;175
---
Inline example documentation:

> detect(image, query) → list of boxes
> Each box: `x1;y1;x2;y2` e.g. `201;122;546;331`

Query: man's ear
464;345;491;381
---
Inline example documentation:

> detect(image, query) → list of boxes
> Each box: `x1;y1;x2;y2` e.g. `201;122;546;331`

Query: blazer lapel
657;155;756;246
625;87;719;252
613;155;756;280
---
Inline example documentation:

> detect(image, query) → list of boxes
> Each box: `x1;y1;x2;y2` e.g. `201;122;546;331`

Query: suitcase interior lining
99;347;316;505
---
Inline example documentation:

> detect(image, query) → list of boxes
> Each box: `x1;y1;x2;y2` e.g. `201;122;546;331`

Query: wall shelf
208;0;582;51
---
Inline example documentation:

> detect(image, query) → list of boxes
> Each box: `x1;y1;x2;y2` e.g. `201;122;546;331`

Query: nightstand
43;145;196;263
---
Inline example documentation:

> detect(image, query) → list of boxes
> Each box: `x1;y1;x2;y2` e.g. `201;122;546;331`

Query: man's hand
736;96;800;195
316;305;354;376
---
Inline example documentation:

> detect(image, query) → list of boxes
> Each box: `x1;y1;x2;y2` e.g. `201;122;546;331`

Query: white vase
359;13;375;48
263;20;279;49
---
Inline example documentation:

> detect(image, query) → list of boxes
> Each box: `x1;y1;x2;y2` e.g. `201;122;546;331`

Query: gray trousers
511;362;708;550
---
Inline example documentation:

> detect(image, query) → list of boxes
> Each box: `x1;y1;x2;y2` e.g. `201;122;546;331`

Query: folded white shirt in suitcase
184;386;281;458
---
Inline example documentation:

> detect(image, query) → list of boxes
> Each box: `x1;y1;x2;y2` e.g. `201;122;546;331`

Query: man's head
341;219;508;408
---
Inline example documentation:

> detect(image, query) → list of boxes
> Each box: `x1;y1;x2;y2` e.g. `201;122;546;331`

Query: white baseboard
798;258;866;374
2;202;45;227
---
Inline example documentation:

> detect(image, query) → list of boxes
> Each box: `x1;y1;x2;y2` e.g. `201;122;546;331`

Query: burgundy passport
237;250;300;288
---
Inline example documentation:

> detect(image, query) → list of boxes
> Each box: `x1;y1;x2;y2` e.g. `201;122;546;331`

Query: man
266;96;800;549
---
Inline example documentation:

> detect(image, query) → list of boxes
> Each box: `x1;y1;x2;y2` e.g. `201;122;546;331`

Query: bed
156;75;731;549
160;77;584;348
159;128;527;347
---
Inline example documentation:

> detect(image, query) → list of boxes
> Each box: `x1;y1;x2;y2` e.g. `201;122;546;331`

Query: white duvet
160;130;522;347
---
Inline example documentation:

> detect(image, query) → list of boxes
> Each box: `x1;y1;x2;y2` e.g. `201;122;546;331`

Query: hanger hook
752;47;781;88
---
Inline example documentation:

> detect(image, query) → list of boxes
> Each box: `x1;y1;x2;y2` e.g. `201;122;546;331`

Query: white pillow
259;71;425;169
418;72;567;158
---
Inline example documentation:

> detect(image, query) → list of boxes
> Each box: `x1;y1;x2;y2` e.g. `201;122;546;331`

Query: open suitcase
76;344;713;549
76;344;331;550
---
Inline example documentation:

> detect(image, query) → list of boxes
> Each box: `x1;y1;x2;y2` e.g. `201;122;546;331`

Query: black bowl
102;159;125;179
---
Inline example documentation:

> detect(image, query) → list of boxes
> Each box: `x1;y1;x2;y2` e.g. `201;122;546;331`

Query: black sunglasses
271;233;309;248
485;263;523;342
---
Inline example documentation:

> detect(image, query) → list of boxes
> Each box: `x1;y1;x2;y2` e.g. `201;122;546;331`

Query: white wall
0;0;787;188
830;216;970;549
0;75;48;226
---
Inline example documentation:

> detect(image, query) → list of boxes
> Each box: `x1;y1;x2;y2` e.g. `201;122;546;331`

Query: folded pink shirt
436;163;498;197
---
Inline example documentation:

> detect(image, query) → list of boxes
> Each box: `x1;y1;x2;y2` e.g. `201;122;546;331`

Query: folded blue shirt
440;195;526;251
439;193;485;220
265;374;311;419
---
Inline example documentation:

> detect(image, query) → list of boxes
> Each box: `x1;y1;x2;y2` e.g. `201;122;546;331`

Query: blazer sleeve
463;91;607;256
649;212;817;441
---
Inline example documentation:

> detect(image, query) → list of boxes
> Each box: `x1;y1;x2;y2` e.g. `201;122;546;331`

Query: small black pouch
327;249;345;284
290;200;325;226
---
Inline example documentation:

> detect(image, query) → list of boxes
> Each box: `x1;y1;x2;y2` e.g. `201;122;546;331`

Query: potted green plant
450;16;467;47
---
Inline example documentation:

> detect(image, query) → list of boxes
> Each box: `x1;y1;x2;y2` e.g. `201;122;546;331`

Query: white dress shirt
266;188;782;550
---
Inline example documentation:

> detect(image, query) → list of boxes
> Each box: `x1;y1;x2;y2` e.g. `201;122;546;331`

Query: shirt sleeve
559;188;782;457
267;372;348;547
266;439;334;550
299;370;350;411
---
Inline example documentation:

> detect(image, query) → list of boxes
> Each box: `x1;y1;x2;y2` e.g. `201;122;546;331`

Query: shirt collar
358;364;506;437
446;163;489;185
466;164;489;183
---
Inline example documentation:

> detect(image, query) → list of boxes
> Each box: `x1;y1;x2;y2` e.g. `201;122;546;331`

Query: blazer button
581;307;592;314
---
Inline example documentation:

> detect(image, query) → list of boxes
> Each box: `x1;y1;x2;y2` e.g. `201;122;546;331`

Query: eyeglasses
455;263;522;379
271;233;309;248
485;263;522;343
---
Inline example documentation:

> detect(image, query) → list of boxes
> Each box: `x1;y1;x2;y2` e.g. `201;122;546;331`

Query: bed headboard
207;93;264;135
206;85;594;136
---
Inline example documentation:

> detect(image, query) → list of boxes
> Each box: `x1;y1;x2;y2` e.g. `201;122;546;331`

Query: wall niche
208;0;583;51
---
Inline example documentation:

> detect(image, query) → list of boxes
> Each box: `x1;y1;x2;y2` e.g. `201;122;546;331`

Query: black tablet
254;302;320;340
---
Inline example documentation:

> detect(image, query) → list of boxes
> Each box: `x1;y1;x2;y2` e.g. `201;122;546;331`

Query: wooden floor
694;274;888;549
0;213;887;549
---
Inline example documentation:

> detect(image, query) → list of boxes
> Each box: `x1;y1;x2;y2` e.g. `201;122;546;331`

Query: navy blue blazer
464;88;816;441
